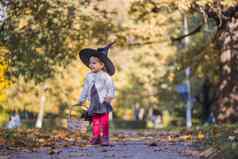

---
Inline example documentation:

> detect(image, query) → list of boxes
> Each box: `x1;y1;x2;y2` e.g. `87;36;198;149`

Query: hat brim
79;48;115;76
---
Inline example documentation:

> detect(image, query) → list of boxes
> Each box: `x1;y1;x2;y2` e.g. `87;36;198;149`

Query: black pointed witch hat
79;41;116;76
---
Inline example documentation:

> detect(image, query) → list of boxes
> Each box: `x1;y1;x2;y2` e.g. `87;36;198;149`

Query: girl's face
89;56;104;73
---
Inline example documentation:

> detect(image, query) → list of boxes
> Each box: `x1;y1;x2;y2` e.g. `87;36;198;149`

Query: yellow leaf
180;134;192;141
18;18;29;29
0;93;6;102
168;135;172;141
35;47;44;54
197;131;205;140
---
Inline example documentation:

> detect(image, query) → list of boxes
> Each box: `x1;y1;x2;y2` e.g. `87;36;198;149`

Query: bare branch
171;23;204;42
128;40;164;47
170;3;238;42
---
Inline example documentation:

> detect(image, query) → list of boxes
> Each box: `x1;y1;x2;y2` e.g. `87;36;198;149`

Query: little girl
78;42;115;146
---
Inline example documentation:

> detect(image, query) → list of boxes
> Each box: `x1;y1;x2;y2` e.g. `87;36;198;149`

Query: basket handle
68;103;85;119
68;105;73;119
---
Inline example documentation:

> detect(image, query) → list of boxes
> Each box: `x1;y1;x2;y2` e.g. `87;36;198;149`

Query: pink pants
92;113;109;138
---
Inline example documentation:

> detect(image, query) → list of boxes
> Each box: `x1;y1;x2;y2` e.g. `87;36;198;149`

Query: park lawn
160;124;238;159
197;124;238;159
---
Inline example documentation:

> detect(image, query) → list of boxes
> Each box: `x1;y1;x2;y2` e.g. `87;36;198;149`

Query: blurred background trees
0;0;237;128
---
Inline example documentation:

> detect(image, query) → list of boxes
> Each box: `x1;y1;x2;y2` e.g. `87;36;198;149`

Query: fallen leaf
148;142;157;146
197;131;205;140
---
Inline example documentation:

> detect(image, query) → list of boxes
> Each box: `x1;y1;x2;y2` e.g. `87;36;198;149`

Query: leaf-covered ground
0;125;237;159
0;129;200;159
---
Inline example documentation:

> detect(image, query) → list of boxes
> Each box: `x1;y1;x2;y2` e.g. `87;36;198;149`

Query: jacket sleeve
78;74;90;102
105;75;115;98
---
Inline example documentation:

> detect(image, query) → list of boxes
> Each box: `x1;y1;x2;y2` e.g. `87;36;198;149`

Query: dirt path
3;130;201;159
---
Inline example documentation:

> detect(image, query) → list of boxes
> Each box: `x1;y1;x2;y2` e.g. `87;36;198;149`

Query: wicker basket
67;106;89;133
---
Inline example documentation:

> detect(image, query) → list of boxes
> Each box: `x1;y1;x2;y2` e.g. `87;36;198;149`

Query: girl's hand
104;96;113;103
79;101;85;106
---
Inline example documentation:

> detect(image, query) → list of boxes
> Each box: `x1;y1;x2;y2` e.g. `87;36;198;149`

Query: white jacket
79;71;115;104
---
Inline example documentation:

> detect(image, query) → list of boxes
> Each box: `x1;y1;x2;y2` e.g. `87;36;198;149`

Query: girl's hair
99;60;107;73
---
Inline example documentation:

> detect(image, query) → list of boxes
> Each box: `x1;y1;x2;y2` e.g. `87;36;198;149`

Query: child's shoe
101;136;110;146
89;137;101;145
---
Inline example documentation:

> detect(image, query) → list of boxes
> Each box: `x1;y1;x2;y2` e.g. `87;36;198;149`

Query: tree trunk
35;85;48;128
215;17;238;123
183;15;190;47
35;94;46;128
